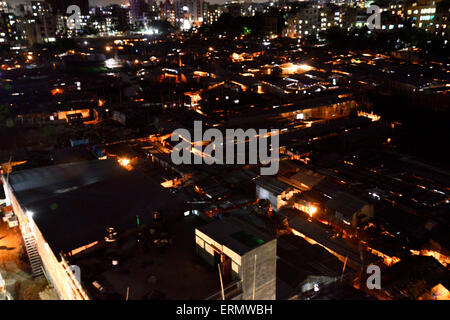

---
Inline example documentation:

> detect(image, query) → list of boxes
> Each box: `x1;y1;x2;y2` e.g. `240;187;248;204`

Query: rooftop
381;256;450;299
254;176;292;196
325;191;370;218
8;159;186;255
69;214;222;300
196;219;274;256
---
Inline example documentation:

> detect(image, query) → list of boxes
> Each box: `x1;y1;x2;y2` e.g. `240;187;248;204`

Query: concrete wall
1;176;89;300
355;204;374;226
256;185;279;211
240;239;277;300
196;230;242;280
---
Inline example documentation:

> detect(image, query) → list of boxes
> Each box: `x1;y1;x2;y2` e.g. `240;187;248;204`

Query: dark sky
7;0;123;5
88;0;127;5
7;0;228;6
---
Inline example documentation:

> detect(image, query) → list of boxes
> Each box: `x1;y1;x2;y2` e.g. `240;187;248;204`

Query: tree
81;25;99;36
0;104;14;129
33;38;78;53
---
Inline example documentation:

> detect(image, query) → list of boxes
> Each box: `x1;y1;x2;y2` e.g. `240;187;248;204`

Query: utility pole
218;264;225;300
341;256;348;282
252;254;257;300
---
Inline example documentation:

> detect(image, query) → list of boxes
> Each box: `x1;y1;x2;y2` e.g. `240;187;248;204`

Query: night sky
7;0;229;6
6;0;123;4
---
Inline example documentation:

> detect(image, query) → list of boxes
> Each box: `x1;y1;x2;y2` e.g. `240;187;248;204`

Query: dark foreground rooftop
8;159;186;255
70;214;222;300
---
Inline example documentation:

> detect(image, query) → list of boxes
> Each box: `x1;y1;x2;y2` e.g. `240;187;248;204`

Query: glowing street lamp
118;158;130;167
308;205;317;218
26;210;34;219
25;210;35;230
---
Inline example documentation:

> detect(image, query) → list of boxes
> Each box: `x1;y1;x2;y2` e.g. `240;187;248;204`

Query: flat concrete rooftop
7;159;186;256
69;214;222;300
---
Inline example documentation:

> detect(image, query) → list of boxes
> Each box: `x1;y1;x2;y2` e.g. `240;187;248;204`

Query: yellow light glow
280;63;313;75
231;52;242;62
51;88;64;95
118;158;130;167
306;205;318;218
358;111;381;122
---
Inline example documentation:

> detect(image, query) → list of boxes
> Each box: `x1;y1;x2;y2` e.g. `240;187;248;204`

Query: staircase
23;233;44;277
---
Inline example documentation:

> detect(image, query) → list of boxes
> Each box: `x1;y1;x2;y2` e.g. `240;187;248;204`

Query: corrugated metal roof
287;167;325;189
255;176;291;195
325;192;368;218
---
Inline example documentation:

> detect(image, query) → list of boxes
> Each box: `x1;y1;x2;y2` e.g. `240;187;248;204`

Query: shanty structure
325;191;374;227
255;176;293;211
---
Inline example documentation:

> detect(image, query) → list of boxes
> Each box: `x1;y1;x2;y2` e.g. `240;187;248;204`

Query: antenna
341;256;348;281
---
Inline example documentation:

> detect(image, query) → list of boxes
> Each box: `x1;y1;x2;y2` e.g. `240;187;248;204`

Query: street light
26;210;34;219
308;205;317;218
